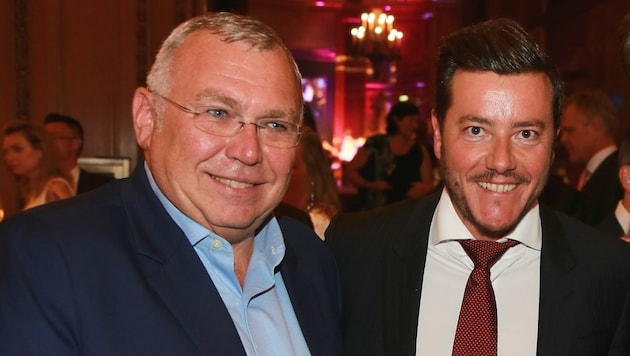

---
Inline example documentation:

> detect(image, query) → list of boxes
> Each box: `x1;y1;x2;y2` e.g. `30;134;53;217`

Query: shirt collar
70;165;80;191
431;188;542;250
143;163;285;261
144;163;208;246
615;201;630;235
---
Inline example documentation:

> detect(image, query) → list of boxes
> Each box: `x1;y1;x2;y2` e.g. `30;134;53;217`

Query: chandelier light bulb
349;7;403;79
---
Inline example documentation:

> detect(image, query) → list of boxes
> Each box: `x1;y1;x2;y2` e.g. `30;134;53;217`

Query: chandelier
349;9;403;65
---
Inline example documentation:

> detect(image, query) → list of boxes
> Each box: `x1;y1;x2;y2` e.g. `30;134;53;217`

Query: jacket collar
120;163;247;356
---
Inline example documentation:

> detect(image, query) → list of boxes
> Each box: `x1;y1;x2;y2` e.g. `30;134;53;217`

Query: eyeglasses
152;92;303;148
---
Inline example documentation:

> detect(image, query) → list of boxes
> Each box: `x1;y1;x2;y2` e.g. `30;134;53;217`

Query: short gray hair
146;12;303;117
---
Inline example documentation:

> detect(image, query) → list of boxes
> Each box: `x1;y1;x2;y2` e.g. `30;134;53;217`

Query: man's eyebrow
193;90;299;122
458;115;548;129
458;115;492;126
512;120;547;129
193;91;240;108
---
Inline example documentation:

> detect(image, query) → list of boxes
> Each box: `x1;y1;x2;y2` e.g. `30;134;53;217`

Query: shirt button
211;239;221;249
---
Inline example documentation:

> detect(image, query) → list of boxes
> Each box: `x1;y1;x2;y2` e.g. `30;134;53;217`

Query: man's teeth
478;182;516;193
214;176;254;188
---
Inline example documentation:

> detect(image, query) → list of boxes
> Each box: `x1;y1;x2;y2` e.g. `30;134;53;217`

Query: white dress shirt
69;165;80;194
416;189;541;356
615;201;630;236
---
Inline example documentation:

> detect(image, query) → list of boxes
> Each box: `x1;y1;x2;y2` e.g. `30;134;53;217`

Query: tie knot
459;240;519;269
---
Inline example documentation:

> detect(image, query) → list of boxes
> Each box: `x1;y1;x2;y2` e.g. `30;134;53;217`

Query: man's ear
132;87;155;150
431;110;442;160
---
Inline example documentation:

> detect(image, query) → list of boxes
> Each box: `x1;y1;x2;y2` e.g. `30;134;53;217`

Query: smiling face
132;31;302;244
432;71;555;240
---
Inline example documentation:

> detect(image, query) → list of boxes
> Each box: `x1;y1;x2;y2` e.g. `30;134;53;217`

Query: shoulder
274;203;314;229
542;206;630;267
364;134;388;149
279;216;329;256
3;179;125;239
326;192;439;254
47;177;72;190
278;216;338;277
45;177;73;199
80;169;116;183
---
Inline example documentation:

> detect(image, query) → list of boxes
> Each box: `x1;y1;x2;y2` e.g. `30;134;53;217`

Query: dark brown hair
433;18;564;129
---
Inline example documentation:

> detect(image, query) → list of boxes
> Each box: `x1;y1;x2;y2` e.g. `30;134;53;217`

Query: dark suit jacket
76;168;115;194
326;191;630;356
274;201;314;229
0;165;343;356
539;173;584;218
578;151;623;225
596;211;625;238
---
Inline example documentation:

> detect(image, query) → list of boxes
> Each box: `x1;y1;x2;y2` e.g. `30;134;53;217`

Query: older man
0;13;342;356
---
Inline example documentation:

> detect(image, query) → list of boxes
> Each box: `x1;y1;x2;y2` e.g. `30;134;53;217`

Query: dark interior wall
209;0;248;13
0;0;208;218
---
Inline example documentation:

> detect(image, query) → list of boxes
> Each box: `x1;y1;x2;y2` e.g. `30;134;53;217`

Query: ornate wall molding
14;0;28;120
136;0;148;87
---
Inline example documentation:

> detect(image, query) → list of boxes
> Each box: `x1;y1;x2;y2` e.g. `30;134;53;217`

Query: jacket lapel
536;206;577;356
279;237;321;353
278;219;343;356
120;165;246;356
383;194;439;356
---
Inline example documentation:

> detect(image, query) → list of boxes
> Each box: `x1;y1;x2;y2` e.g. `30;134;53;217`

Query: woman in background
344;101;435;210
2;120;73;210
283;128;341;239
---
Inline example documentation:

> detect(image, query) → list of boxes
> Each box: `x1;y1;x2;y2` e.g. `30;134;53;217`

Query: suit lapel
536;206;578;356
383;194;439;356
279;235;322;354
120;166;245;356
279;220;343;356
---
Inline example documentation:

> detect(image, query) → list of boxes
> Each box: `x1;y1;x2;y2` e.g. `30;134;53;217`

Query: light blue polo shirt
145;164;310;355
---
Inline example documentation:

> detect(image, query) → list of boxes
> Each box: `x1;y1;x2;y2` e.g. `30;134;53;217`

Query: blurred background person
2;120;73;210
44;113;114;194
282;129;341;239
600;12;630;242
344;101;435;210
559;89;622;225
597;139;630;238
538;166;584;218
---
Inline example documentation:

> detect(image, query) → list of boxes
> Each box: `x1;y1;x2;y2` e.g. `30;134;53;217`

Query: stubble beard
438;145;550;239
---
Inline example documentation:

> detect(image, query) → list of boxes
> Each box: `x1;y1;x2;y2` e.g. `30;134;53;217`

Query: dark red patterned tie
452;239;519;356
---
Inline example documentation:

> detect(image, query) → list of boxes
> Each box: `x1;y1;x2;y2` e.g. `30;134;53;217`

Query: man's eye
467;126;483;135
519;130;538;139
263;120;289;132
201;108;227;119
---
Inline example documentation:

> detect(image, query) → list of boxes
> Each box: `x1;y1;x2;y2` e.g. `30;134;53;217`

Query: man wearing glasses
44;113;114;194
0;13;343;355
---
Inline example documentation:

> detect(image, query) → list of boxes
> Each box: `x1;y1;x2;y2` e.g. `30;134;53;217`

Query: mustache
468;171;531;184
